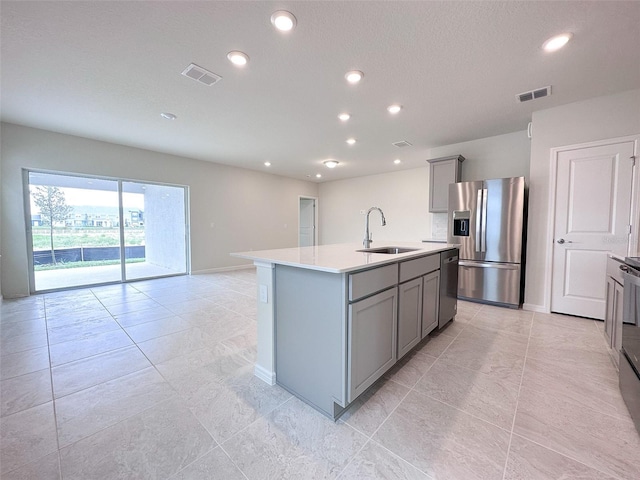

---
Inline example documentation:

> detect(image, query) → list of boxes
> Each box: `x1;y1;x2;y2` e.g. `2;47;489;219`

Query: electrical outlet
259;284;268;303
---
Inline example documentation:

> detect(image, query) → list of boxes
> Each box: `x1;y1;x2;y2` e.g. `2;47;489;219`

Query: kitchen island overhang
232;242;459;419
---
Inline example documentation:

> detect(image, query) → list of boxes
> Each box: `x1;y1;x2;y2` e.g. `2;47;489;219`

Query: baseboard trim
191;264;255;275
254;364;276;385
522;303;548;313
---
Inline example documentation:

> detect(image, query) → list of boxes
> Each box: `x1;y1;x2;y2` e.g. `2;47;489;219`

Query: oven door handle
622;269;640;327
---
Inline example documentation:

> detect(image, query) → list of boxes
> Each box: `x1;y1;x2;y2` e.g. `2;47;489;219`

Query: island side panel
254;261;276;385
275;265;347;418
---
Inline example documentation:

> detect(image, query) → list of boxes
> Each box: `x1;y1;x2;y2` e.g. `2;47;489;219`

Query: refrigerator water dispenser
452;211;470;236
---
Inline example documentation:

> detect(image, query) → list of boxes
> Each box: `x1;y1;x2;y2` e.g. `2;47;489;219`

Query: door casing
544;134;639;316
298;196;318;247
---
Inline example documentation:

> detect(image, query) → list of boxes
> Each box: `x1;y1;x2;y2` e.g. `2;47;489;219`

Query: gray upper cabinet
427;155;464;213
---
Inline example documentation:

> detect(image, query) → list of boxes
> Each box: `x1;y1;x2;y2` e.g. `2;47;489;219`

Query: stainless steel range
620;256;640;432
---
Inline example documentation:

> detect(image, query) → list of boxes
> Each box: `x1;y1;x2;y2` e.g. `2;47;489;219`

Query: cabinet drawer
607;256;625;284
349;264;398;302
399;254;439;283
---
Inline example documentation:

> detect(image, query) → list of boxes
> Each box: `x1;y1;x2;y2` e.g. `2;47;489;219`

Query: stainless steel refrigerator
447;176;526;307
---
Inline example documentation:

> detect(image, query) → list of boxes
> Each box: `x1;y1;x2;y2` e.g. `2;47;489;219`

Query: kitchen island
232;242;458;419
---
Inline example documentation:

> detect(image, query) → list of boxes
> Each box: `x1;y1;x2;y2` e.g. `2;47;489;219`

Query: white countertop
232;242;459;274
609;252;626;262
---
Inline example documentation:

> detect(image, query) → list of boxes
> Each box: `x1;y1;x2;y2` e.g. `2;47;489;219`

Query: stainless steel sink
357;246;419;254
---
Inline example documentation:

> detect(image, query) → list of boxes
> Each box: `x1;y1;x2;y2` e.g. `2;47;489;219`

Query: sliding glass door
122;181;187;281
26;171;188;292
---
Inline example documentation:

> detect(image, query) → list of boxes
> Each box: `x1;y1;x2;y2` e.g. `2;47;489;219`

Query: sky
30;187;144;213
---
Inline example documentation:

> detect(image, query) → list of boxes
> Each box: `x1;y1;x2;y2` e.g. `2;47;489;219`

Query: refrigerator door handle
481;188;488;253
476;189;483;252
459;260;519;270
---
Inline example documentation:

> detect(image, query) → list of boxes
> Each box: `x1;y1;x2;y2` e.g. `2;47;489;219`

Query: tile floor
1;269;639;479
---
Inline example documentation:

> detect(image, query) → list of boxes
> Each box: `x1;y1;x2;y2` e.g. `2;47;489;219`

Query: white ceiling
2;1;639;182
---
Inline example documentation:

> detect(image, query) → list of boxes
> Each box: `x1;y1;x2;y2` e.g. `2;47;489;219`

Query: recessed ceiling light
387;104;402;114
160;112;177;120
345;70;364;84
323;160;339;168
346;138;356;145
338;113;351;121
394;159;401;164
227;51;249;66
264;161;271;167
542;33;573;52
271;10;297;31
316;173;322;178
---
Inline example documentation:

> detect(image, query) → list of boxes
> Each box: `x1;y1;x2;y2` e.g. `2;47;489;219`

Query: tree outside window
32;186;73;265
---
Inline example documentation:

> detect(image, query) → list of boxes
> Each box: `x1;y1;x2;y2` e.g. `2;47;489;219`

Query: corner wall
525;89;640;312
0;123;318;297
427;130;531;182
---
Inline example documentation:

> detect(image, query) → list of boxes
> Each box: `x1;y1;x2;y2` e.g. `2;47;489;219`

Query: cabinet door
604;277;615;346
429;159;460;213
398;277;423;359
613;281;624;354
422;270;440;338
348;287;398;402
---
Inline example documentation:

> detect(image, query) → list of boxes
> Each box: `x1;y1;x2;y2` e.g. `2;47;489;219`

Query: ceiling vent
392;140;413;148
181;63;222;86
516;86;551;103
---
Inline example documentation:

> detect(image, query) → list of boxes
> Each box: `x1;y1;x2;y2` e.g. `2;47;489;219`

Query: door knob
556;238;572;244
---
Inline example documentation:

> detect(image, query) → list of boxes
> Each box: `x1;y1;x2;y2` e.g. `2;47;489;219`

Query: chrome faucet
363;207;386;248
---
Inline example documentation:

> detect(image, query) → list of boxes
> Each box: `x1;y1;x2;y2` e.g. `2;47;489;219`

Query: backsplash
431;213;448;240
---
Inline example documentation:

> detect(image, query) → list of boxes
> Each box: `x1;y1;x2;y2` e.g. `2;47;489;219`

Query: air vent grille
516;86;551;103
181;63;222;86
392;140;413;148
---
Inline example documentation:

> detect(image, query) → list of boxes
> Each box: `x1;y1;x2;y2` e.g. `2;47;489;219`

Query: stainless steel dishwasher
439;249;459;328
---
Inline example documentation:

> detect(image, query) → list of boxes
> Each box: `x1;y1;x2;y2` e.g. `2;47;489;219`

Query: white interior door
551;140;635;319
299;197;316;247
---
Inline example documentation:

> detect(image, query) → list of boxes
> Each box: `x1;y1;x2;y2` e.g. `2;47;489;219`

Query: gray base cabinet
422;270;440;338
273;249;457;420
348;287;397;402
398;278;423;359
275;266;347;418
605;256;625;367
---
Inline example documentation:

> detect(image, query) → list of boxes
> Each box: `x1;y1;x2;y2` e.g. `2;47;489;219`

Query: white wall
318;167;431;245
428;130;531;182
0;123;318;297
525;89;640;311
318;130;530;245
